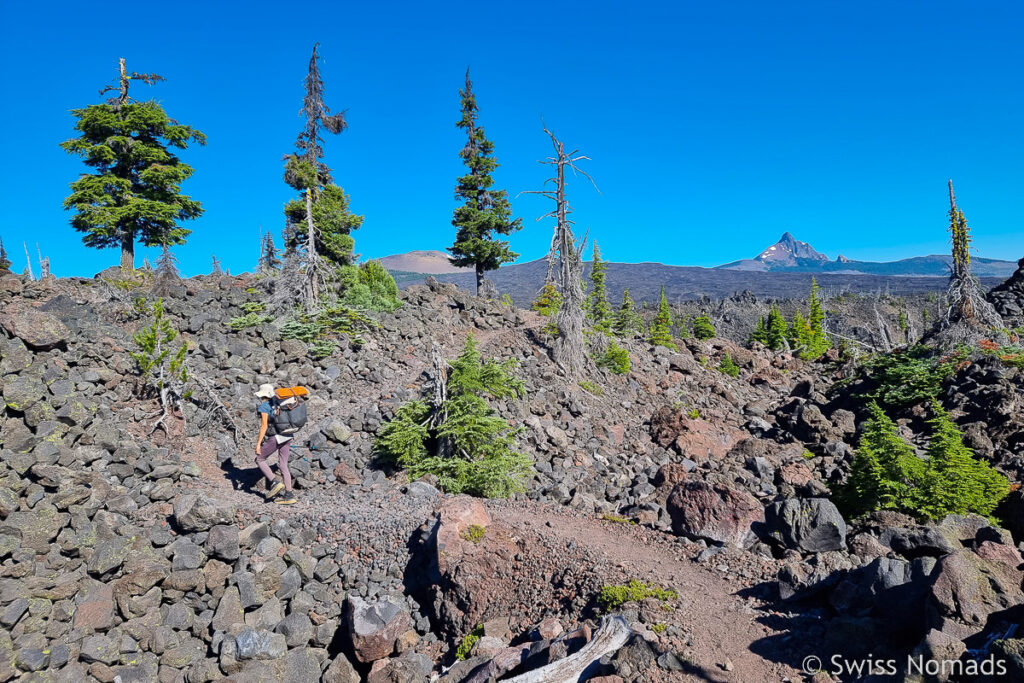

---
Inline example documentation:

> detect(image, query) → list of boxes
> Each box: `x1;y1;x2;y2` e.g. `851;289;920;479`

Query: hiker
254;383;298;505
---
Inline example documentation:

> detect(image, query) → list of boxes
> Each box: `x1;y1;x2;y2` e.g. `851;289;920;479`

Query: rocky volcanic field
1;259;1024;682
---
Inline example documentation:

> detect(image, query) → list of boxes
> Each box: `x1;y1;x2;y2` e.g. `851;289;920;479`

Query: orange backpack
275;386;310;400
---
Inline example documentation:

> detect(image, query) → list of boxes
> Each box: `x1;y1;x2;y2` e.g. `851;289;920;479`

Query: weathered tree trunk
23;242;34;281
304;188;320;304
504;616;632;683
120;230;135;271
475;264;484;295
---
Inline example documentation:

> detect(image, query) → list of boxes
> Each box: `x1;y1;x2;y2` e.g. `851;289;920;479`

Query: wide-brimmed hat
255;383;275;399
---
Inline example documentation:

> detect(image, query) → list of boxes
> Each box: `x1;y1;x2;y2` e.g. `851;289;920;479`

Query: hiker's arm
255;413;268;456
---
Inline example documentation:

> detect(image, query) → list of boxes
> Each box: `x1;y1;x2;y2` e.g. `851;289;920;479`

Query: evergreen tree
788;309;809;350
749;316;770;346
841;402;925;516
258;232;281;273
692;313;716;341
648;287;677;350
918;403;1010;521
61;59;205;271
613;288;642;337
0;238;10;275
766;305;788;350
532;282;562;336
283;44;363;269
447;70;522;294
151;243;182;297
803;277;830;359
376;335;531;497
587;243;612;331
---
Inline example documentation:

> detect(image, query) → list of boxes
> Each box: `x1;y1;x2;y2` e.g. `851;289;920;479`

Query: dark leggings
256;439;292;490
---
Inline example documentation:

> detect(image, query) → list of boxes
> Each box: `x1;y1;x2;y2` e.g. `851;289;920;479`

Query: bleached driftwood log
504;615;632;683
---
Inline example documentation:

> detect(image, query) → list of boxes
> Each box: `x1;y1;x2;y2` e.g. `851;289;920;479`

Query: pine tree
0;238;10;275
283;44;363;272
151;243;182;297
648;287;677;350
447;70;522;294
788;310;809;351
841;402;925;517
376;335;531;497
802;277;830;359
766;305;788;350
61;59;205;271
692;313;716;341
532;282;562;336
749;316;770;346
613;288;642;337
587;243;612;331
918;403;1010;521
258;232;281;273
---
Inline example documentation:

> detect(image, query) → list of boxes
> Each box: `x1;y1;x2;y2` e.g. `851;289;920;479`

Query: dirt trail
492;504;799;682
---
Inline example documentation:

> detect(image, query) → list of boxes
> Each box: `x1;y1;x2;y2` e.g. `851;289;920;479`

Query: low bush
863;345;968;409
455;625;484;661
717;353;739;377
597;340;631;375
597;580;677;612
840;402;1010;521
376;335;531;498
338;260;402;312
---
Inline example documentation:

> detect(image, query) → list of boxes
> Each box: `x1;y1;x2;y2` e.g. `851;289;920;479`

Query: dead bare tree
23;242;34;281
520;127;598;377
934;180;1003;347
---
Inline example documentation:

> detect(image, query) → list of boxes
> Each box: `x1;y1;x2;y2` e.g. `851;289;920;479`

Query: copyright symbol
802;655;822;674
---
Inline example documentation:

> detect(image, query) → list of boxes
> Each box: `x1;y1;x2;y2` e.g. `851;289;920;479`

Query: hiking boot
275;492;298;505
266;481;285;499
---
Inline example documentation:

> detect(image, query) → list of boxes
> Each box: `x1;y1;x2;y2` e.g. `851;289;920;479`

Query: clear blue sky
2;1;1022;277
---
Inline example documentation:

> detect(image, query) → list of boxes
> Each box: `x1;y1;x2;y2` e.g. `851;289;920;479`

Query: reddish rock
346;596;411;663
666;481;764;548
649;407;744;461
535;616;564;640
74;584;114;632
333;463;361;485
653;463;688;490
974;540;1024;568
929;550;1024;627
777;462;814;487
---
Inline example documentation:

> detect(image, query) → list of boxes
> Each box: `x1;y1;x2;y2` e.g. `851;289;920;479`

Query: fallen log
503;615;632;683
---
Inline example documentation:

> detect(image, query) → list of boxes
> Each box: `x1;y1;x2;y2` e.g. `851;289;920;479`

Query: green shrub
455;625;484;661
309;338;337;359
647;287;677;350
864;345;967;409
691;313;716;341
651;623;667;634
600;513;635;524
460;525;486;544
376;335;531;498
228;312;273;330
130;299;191;401
915;404;1010;521
241;302;266;314
686;408;700;419
598;341;631;375
338;260;402;312
840;402;1010;521
717;353;739;377
579;380;603;396
532;283;562;336
597;580;677;612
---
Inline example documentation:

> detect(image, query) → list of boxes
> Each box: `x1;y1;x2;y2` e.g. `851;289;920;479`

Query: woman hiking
254;384;298;505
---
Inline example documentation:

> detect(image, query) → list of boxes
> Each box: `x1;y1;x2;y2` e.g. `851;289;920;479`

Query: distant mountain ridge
380;235;1017;305
377;250;469;275
716;232;1016;277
